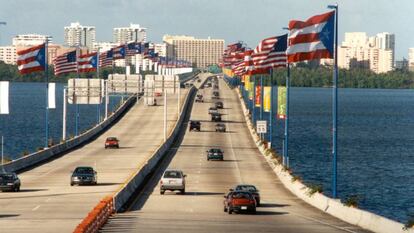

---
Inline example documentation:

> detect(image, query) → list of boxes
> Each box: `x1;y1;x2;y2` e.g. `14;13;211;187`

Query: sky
1;0;413;59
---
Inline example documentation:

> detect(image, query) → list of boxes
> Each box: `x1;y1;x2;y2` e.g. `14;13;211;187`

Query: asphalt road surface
100;77;371;233
0;83;193;233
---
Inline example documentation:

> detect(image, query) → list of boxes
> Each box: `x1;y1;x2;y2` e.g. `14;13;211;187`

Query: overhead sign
256;120;267;134
107;74;142;94
0;81;9;114
68;78;103;104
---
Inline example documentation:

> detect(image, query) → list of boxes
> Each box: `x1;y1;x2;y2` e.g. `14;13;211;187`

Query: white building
408;48;414;71
338;32;395;73
0;46;17;65
113;23;147;44
154;43;166;57
12;34;52;46
64;22;96;49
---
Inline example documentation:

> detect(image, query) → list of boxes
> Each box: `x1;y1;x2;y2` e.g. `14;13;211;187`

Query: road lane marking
32;205;40;211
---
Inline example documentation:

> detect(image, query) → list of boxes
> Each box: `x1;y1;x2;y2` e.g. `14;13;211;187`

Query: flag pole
328;3;339;199
75;47;80;136
252;76;256;125
97;48;101;124
269;68;273;147
45;40;49;148
284;63;290;168
260;75;264;140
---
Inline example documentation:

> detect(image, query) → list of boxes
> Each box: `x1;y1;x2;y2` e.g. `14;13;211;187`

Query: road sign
256;120;267;134
68;78;103;104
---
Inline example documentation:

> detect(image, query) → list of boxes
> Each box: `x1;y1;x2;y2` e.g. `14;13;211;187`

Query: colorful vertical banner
244;75;250;90
248;82;254;100
263;86;271;112
255;86;261;107
277;86;287;119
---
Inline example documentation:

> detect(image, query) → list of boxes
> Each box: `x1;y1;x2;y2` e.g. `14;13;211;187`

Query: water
0;82;122;160
242;86;414;224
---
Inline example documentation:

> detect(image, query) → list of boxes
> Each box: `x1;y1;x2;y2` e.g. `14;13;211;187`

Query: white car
160;169;186;195
208;107;219;115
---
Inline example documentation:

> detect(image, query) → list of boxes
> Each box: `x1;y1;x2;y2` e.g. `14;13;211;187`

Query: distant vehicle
185;83;193;88
215;101;223;109
70;166;97;186
189;120;201;131
197;79;201;83
105;137;119;149
195;94;204;103
212;91;220;99
154;92;162;97
211;112;222;122
215;123;226;132
206;148;224;161
208;107;219;115
160;169;186;195
224;191;256;214
232;184;261;206
0;172;21;192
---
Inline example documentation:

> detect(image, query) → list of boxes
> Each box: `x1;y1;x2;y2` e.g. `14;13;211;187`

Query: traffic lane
101;77;370;233
0;90;188;233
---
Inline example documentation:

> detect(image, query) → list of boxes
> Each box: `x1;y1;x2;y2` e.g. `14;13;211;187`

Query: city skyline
1;0;412;59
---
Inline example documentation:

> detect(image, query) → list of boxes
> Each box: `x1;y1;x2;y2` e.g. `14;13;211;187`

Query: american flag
126;42;141;56
54;50;77;76
223;42;245;67
232;60;246;76
250;34;287;74
99;50;113;67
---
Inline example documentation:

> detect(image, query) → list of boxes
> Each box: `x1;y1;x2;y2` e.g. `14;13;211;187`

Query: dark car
206;148;224;161
105;137;119;149
195;94;204;103
212;91;220;99
70;166;97;186
224;191;256;214
0;173;20;192
189;120;201;131
211;112;222;122
215;123;226;132
215;101;223;109
232;184;261;206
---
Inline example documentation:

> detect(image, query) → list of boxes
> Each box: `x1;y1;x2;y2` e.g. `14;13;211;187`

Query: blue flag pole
328;4;339;199
269;68;273;147
252;77;256;125
45;40;49;148
260;75;264;140
284;63;290;168
75;47;80;137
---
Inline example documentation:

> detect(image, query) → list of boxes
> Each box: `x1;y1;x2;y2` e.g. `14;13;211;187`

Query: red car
105;137;119;149
223;191;256;214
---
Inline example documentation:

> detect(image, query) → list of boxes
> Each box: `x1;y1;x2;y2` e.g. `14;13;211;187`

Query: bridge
0;73;383;233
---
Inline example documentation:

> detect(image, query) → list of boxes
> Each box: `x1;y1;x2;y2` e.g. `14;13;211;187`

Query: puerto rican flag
78;52;98;73
17;44;46;74
287;11;334;63
112;45;125;60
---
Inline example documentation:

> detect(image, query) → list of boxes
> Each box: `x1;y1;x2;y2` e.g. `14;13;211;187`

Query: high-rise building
113;24;147;44
0;46;17;65
338;32;394;73
163;35;224;68
12;34;52;46
64;22;96;49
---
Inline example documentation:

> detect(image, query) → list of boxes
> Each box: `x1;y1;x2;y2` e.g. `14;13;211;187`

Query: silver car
160;169;186;195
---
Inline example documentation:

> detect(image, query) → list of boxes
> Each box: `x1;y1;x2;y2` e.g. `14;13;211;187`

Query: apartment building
64;22;96;49
113;24;147;44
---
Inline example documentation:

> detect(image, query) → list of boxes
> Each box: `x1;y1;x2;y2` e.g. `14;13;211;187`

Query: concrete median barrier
231;85;414;233
0;95;137;173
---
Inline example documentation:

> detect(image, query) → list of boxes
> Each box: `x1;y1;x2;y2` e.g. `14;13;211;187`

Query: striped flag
53;50;77;76
287;11;334;63
78;52;97;73
112;45;125;60
126;42;141;56
99;50;113;67
250;35;287;74
232;60;245;76
17;44;46;74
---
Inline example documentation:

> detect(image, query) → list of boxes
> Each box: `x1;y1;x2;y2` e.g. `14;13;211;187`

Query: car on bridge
215;123;226;132
208;107;219;115
215;101;223;109
189;120;201;131
160;169;186;195
70;166;97;186
195;94;204;102
206;148;224;161
231;184;261;206
224;191;256;214
212;91;220;99
105;137;119;149
0;172;21;192
211;112;222;122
